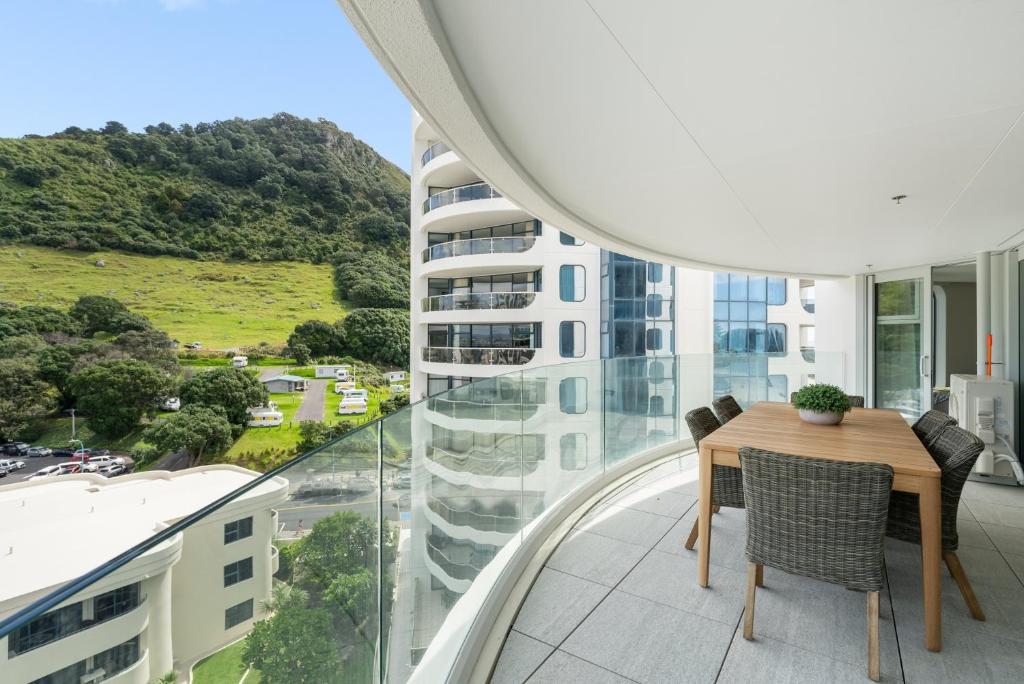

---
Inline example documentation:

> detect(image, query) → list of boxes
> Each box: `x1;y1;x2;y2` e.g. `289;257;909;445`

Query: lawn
0;245;348;349
324;382;389;426
223;392;304;462
28;414;171;454
192;639;260;684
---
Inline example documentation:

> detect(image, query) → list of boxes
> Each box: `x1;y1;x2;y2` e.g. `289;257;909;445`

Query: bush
337;309;409;367
12;165;46;187
791;384;851;414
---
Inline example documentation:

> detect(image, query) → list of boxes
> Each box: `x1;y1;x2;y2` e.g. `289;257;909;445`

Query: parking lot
1;454;135;486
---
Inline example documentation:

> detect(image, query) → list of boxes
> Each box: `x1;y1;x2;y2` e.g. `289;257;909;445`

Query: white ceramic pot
798;409;845;426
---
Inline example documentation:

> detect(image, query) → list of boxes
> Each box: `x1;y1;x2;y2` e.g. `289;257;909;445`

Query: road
294;379;328;422
275;489;404;534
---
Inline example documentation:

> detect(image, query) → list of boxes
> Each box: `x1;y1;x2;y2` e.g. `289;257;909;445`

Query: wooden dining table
697;401;944;652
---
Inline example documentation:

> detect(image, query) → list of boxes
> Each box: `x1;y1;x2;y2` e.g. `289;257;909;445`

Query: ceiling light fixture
891;194;907;205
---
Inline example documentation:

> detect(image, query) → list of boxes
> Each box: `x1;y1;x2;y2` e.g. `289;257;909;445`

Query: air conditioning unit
949;374;1023;486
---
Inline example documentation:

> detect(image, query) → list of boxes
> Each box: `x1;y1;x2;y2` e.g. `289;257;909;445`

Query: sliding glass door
874;268;932;419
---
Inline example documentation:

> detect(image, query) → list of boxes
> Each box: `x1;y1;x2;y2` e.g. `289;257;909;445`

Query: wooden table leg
919;476;942;651
697;445;713;587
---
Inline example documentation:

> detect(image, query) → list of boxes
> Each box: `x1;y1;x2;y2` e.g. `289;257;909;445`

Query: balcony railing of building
1;352;851;684
422;235;536;263
422;346;537;365
421;292;537;313
422;182;502;214
421;141;451;167
426;495;538;534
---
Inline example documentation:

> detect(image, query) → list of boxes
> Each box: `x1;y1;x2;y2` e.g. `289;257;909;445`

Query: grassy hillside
0;245;347;349
0;114;409;265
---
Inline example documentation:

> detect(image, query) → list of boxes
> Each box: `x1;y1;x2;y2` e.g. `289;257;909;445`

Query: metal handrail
421;292;536;312
421;236;536;263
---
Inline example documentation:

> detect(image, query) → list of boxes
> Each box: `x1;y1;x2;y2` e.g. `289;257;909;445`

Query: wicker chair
911;410;956;449
682;407;745;550
790;391;865;408
739;448;893;681
886;424;986;621
712;394;743;424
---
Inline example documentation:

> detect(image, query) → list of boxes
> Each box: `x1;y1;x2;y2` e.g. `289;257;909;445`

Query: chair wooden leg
944;551;986;621
684;517;700;550
867;591;880;682
755;563;764;588
743;562;758;640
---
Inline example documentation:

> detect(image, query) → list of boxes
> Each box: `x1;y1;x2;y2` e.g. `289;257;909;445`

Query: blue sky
0;0;412;170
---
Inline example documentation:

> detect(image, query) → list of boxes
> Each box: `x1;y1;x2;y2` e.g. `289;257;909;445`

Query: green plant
791;383;851;414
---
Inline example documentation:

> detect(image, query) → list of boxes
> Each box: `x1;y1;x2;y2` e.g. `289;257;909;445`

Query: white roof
0;466;287;607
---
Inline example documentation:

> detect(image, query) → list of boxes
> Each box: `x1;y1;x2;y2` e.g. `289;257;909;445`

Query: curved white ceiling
340;0;1024;277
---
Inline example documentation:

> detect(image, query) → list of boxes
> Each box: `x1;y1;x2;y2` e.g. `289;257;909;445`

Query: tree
178;366;267;426
0;334;46;359
294;512;376;590
0;303;78;339
0;357;56;440
242;587;340;684
114;328;179;373
337;309;409;367
289;342;311;366
70;295;150;337
297;420;355;452
68;359;170;437
325;568;375;628
356;211;405;244
379;394;409;416
11;164;45;187
100;120;128;135
333;252;408;309
287;320;342;359
144;405;233;466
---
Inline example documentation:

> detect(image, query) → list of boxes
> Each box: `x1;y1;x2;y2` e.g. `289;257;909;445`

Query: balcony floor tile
526;650;633;684
545;529;650;588
512;568;610;646
492;631;554;684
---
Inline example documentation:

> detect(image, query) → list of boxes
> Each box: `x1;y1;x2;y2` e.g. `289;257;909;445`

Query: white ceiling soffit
339;0;1024;278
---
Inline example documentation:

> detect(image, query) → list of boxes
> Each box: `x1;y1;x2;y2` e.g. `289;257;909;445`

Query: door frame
870;266;934;416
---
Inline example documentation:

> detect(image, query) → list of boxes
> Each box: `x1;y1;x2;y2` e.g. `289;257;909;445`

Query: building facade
0;467;288;684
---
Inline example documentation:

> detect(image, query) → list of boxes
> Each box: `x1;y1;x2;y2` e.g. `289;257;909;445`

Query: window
10;583;141;656
559;321;585;358
647;263;663;283
600;251;676;358
646;294;663;317
559;265;585;302
224;557;254;587
559;377;588;414
30;636;141;684
645;328;663;351
649;395;666;416
94;583;140;622
560;434;587;470
768;375;789;403
224;517;253;544
767;277;787;305
767;323;787;354
559;231;583;246
225;599;254;629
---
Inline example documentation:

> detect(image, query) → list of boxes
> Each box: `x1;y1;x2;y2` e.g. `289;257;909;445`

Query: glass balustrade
0;352;846;684
422;183;502;214
421;292;536;313
421;346;538;365
422;236;536;263
421;141;451;167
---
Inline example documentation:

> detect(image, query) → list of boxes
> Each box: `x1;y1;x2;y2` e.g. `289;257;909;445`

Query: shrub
791;383;851;414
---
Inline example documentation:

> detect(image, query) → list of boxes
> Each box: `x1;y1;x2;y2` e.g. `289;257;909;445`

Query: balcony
422;182;501;214
421;292;536;313
421;346;537;365
422;235;536;263
421;141;451;166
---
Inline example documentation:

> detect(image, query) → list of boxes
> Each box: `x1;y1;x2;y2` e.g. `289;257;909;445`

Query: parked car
26;446;52;458
161;397;181;411
99;463;126;477
50;448;75;458
346;476;375;495
0;459;26;472
29;465;63;480
294;479;342;499
184;341;202;350
1;442;30;456
393;472;412;489
59;462;98;474
82;455;122;468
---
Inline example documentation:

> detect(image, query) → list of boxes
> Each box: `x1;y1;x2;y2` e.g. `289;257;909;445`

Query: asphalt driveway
294;379;328;422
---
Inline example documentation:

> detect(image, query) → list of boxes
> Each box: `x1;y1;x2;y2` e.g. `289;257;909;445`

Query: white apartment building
401;113;815;673
0;467;288;684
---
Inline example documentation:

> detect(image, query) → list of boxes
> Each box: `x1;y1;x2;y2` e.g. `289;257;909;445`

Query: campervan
232;355;249;368
334;368;352;382
342;388;369;401
246;401;283;427
338;397;368;415
334;380;356;393
390;384;408;393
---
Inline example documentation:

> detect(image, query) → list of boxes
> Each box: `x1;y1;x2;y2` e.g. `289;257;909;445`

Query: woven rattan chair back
740;447;893;592
712;395;743;424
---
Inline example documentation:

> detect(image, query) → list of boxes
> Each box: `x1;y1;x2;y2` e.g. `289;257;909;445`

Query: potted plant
792;383;852;425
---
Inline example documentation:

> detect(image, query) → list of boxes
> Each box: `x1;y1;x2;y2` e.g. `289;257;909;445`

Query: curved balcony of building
419;293;539;328
421;346;537;367
420;183;530;233
421;144;480;188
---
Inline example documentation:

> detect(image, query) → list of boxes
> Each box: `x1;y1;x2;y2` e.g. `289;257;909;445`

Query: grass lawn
28;415;169;454
0;245;348;349
192;639;260;684
324;382;389;426
222;392;304;462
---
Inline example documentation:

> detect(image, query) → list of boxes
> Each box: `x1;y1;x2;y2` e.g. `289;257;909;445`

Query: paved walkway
294;379;328;422
493;453;1024;683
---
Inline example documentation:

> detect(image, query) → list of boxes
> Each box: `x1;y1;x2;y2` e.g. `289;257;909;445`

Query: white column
977;251;991;375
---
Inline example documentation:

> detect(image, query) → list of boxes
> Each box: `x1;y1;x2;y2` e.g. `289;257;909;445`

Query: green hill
0;245;346;349
0;113;409;265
